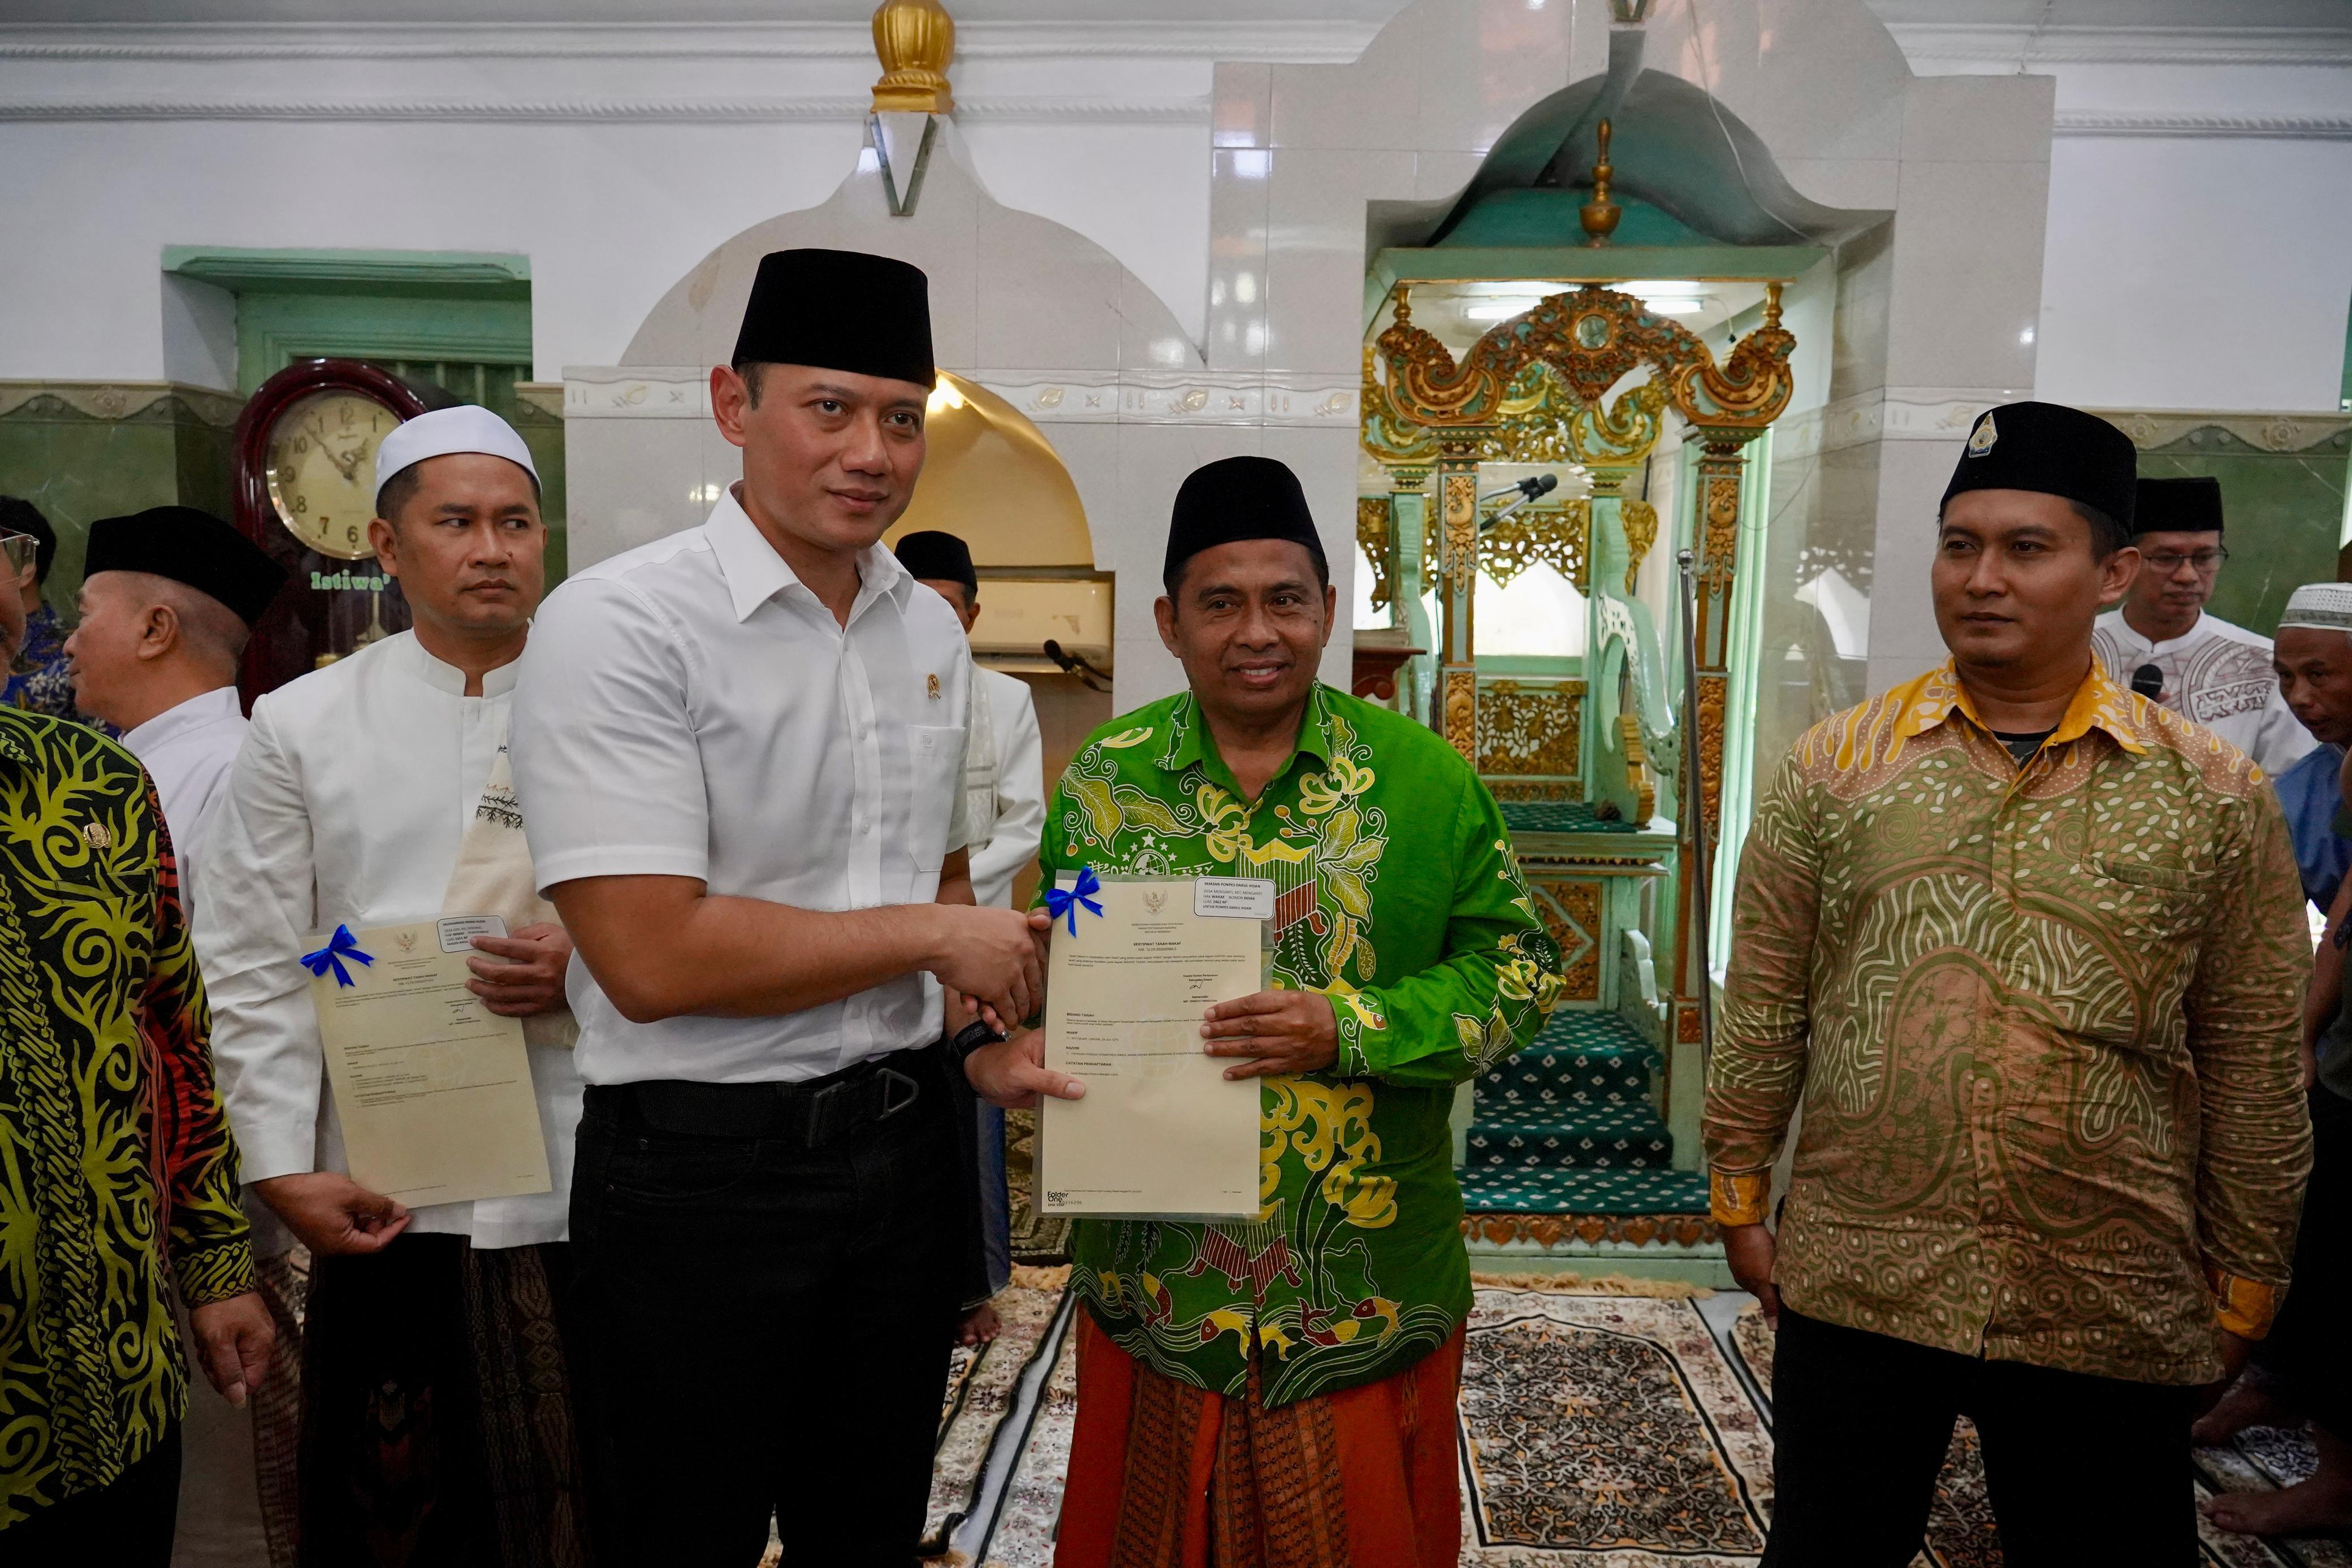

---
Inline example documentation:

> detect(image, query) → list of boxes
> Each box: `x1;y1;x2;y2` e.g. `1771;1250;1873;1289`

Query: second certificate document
1038;874;1265;1218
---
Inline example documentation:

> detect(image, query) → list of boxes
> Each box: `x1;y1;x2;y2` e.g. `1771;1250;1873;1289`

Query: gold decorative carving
1570;380;1670;474
1443;670;1478;763
1464;1214;1719;1246
1377;282;1795;437
1480;500;1589;592
1701;470;1740;586
1361;360;1670;473
1442;472;1478;594
1533;878;1604;1001
1580;118;1622;246
1696;673;1728;839
1619;497;1658;594
1617;712;1655;823
871;0;955;114
1356;495;1394;612
1476;679;1585;779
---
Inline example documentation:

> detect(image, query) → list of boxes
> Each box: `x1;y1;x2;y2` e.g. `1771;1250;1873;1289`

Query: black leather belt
590;1047;933;1151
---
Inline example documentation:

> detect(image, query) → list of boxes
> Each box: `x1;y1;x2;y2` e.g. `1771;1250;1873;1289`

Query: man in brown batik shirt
1707;401;2311;1567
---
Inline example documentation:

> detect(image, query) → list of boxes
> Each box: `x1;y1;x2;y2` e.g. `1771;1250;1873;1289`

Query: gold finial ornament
1580;118;1622;246
871;0;955;114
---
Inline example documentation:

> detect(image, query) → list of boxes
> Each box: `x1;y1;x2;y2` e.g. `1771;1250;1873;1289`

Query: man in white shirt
62;505;289;1568
893;528;1046;1332
2092;475;2314;776
511;248;1073;1566
199;406;591;1566
64;505;286;902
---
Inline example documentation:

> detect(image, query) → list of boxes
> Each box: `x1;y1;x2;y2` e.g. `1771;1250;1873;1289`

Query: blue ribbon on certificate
1045;865;1105;935
301;924;374;988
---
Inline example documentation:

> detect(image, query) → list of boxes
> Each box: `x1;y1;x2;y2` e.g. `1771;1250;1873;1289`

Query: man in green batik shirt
963;456;1560;1567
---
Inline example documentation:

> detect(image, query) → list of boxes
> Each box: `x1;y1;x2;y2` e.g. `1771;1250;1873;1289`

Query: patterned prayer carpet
921;1271;1073;1555
945;1285;2352;1567
972;1292;1083;1567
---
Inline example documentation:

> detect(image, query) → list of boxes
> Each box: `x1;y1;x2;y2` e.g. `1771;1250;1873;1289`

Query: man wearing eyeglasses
2092;475;2315;776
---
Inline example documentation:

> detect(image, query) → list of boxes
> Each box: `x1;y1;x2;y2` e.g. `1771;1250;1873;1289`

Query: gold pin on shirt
927;673;941;700
81;821;111;850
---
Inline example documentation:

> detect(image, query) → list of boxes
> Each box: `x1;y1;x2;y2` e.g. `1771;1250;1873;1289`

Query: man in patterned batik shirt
1709;401;2311;1566
967;456;1562;1568
0;522;276;1567
2091;475;2313;777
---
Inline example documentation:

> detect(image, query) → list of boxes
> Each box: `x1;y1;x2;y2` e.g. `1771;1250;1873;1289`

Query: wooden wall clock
231;359;441;699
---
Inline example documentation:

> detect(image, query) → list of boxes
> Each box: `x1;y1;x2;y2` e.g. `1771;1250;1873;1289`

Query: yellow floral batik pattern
1044;684;1560;1406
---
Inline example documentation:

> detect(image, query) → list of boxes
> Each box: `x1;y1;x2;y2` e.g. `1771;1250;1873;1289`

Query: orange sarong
1053;1313;1465;1568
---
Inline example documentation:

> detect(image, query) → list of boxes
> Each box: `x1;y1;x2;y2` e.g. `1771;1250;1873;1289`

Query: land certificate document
1037;876;1266;1219
308;916;552;1207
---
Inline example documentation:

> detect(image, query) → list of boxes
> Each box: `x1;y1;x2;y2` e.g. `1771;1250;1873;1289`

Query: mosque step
1463;1101;1676;1170
1458;1164;1711;1217
1499;800;1643;835
1479;1010;1659;1104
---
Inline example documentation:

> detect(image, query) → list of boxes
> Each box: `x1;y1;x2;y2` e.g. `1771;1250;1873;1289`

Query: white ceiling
1;0;2330;31
0;0;1407;21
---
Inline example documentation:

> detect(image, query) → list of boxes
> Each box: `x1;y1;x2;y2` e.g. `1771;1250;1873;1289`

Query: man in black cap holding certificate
512;249;1073;1565
1709;401;2311;1563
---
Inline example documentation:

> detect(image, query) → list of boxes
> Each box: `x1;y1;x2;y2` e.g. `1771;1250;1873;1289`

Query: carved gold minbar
1365;279;1796;1052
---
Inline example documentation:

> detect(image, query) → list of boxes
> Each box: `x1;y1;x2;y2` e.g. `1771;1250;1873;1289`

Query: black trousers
3;1422;181;1566
570;1052;963;1567
2253;1085;2352;1437
1765;1307;2199;1568
300;1234;590;1568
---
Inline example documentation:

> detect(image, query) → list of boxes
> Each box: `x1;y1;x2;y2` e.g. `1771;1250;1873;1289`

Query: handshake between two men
938;887;1342;1111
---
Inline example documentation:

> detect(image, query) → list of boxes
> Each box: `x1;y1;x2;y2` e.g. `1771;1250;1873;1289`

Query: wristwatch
949;1018;1005;1071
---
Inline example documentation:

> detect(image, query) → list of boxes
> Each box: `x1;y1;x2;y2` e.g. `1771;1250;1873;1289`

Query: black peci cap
894;529;976;591
730;248;935;389
83;506;289;629
1163;456;1328;590
1939;401;2139;532
2133;475;2223;535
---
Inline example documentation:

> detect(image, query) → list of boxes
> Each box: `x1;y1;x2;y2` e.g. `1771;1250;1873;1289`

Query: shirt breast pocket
902;724;966;870
2078;858;2219;946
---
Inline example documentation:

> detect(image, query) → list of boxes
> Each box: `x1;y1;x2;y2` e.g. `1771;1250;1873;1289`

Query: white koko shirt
2091;608;2316;777
510;489;972;1086
966;666;1045;911
196;631;583;1250
122;683;246;906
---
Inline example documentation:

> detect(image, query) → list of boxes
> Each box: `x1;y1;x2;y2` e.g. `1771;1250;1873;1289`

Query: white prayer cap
2278;583;2352;634
371;405;539;512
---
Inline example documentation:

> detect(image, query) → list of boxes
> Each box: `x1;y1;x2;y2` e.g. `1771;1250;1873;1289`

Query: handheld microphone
2130;664;2164;701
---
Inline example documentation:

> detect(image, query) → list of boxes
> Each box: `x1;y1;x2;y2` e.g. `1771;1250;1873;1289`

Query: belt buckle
803;1079;848;1147
877;1068;920;1122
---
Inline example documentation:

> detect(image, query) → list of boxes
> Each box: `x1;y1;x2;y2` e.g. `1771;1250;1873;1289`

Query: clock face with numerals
263;389;399;560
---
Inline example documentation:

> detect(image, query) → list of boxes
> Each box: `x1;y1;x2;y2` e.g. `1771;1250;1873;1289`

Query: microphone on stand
1045;639;1113;694
2130;664;2164;702
1479;472;1560;530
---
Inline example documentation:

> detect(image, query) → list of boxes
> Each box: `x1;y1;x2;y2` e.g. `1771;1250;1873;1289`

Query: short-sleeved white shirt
510;489;972;1085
